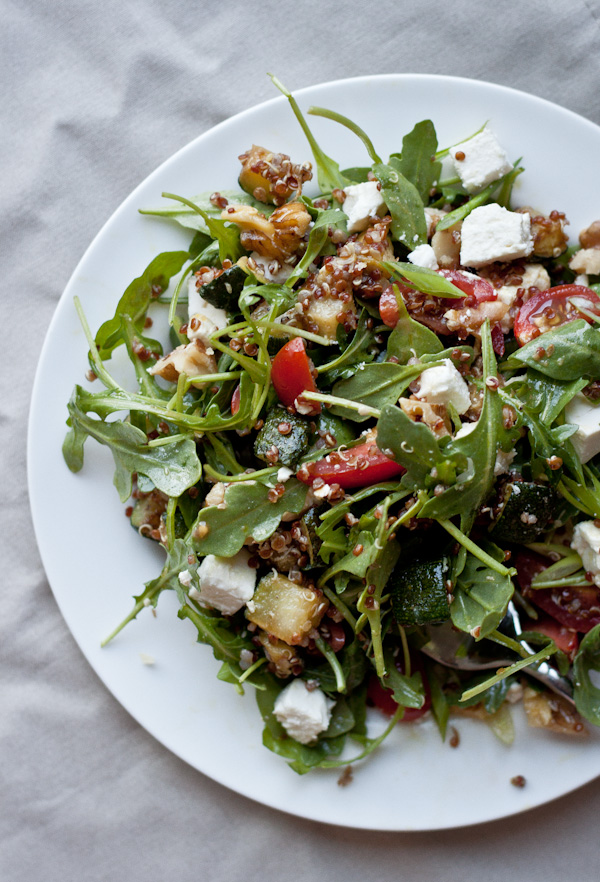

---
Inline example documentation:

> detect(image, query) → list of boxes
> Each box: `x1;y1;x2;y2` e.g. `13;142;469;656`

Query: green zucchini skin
390;558;451;626
489;481;558;544
198;265;246;312
254;406;310;468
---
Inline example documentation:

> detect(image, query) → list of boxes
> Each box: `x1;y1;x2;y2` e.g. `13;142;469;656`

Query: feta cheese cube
343;181;386;233
408;243;439;270
415;358;470;414
450;128;513;193
571;521;600;586
460;204;533;268
273;679;334;744
197;550;256;616
187;276;228;343
564;393;600;463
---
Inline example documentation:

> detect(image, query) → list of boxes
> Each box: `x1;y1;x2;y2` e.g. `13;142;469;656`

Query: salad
63;76;600;775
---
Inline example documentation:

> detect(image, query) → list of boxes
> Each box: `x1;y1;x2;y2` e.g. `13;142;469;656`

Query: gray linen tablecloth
4;1;600;878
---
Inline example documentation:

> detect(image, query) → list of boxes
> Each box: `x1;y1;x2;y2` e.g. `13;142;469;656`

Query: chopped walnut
570;248;600;276
238;145;312;206
148;338;217;384
223;201;311;262
399;397;451;437
579;219;600;249
432;220;462;269
519;208;569;258
522;686;587;736
444;299;508;337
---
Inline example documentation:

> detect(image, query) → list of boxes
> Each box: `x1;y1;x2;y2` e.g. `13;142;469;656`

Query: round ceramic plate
29;74;600;831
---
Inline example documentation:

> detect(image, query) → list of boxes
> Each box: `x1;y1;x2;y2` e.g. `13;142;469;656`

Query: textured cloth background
4;0;600;879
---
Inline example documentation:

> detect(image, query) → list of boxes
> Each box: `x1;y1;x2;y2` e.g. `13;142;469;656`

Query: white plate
29;74;600;831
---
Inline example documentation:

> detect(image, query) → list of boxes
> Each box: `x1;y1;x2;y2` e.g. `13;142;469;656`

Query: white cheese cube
564;394;600;464
460;204;533;268
450;128;513;193
197;550;256;616
571;521;600;586
187;276;228;343
408;243;439;270
343;181;387;233
415;358;470;414
273;679;334;744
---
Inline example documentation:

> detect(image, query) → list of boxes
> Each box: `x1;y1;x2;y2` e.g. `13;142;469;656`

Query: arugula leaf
64;394;201;502
381;650;425;709
518;368;587;425
139;189;275;232
269;74;350;193
179;602;256;665
450;547;514;640
308;105;382;164
376;404;448;490
420;323;516;527
95;250;188;359
161;192;243;264
391;120;441;204
191;478;308;556
374;159;427;248
505;320;600;381
573;623;600;725
383;261;464;298
331;362;426;421
386;285;444;363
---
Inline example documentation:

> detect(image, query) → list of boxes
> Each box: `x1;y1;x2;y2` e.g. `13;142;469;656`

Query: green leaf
191;478;309;556
383;261;464;298
139;189;275;232
269;74;350;193
450;548;514;640
392;120;441;204
382;649;425;709
95;250;188;359
505;320;600;381
573;623;600;725
161;192;243;264
420;323;516;527
308;105;382;164
376;404;445;490
331;362;425;421
285;206;347;286
386;285;444;363
65;394;201;502
179;602;256;665
518;369;587;425
374;160;427;248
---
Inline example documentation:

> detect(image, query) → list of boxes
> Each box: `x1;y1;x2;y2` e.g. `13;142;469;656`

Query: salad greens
63;78;600;775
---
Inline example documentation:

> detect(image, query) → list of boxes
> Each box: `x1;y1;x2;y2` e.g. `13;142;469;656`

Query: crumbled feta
450;128;513;193
273;679;334;744
574;273;590;287
343;181;386;233
187;277;228;343
249;252;291;284
493;263;551;332
197;550;256;616
460;204;533;268
571;521;600;586
569;248;600;276
178;569;193;588
494;447;516;476
277;466;294;483
415;358;471;414
424;206;447;239
564;394;600;463
407;243;439;270
239;649;254;671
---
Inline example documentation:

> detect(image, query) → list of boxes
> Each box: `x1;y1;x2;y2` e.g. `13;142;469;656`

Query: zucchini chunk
390;558;451;626
198;264;246;312
246;571;328;645
254;406;310;468
489;481;558;544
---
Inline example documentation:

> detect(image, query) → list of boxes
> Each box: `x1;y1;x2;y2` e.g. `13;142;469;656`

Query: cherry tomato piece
521;615;579;659
379;284;411;328
367;652;432;722
515;550;600;633
297;441;405;490
514;284;600;346
270;337;320;413
438;269;497;305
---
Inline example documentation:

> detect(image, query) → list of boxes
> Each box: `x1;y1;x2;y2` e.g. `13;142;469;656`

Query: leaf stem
439;519;516;577
300;391;381;419
315;636;346;693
